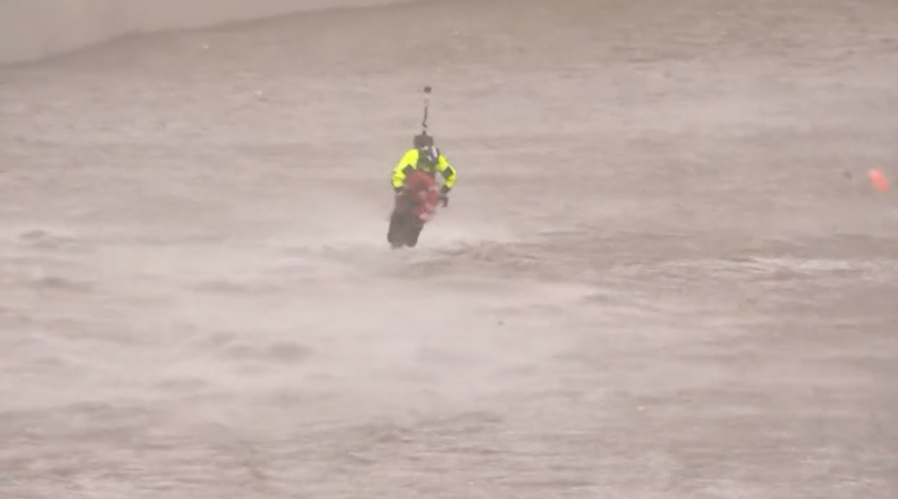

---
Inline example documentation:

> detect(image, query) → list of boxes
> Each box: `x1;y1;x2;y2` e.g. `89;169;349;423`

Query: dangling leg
406;219;425;248
387;210;404;248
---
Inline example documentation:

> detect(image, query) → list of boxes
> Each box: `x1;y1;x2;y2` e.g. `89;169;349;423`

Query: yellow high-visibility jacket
391;148;457;192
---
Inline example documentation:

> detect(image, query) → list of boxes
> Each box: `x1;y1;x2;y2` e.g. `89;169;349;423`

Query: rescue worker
391;133;456;207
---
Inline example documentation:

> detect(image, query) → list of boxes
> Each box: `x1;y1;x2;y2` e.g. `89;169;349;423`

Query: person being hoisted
391;132;457;207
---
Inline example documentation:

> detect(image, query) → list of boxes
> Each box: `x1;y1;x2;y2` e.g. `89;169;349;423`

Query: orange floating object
868;168;889;191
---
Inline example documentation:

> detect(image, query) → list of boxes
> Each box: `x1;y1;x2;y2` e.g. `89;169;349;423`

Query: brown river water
1;0;897;497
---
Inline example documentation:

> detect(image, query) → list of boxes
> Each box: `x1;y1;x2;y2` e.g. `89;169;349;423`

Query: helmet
413;133;434;149
418;145;439;172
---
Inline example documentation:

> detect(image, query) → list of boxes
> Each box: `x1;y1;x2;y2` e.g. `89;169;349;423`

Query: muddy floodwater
1;0;897;497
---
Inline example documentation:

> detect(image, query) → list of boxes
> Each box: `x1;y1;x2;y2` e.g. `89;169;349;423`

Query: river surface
1;0;897;497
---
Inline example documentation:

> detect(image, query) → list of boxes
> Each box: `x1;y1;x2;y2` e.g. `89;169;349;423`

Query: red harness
397;169;441;220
